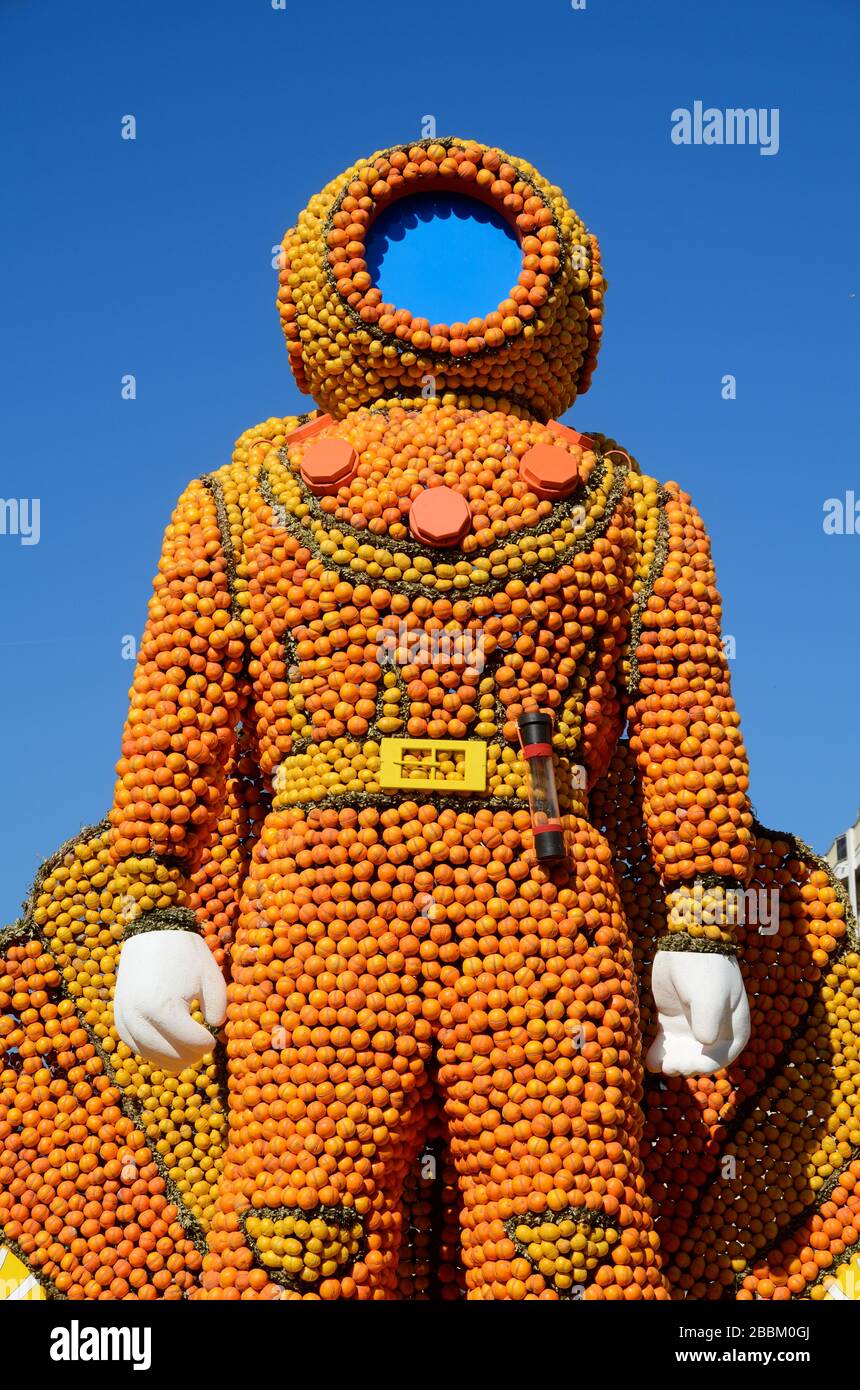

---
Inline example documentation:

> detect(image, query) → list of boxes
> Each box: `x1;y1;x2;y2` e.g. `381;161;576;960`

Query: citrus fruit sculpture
2;138;858;1303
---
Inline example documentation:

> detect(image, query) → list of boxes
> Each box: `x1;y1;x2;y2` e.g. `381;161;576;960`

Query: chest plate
241;404;640;807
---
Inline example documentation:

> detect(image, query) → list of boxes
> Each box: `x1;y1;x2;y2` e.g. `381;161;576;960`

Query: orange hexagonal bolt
547;419;594;452
519;442;581;499
300;437;358;495
408;485;471;548
286;412;334;444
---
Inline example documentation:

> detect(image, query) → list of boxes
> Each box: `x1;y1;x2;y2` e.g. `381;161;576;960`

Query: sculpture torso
225;402;661;820
5;136;854;1309
99;139;760;1300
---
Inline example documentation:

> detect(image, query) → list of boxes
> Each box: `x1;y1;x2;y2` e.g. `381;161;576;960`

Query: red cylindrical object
517;711;565;862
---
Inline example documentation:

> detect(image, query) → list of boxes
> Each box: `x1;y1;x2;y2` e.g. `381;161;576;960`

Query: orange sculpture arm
626;483;755;949
108;476;246;929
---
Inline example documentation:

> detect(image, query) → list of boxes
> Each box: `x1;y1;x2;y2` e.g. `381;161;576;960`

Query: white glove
646;950;750;1076
114;931;227;1073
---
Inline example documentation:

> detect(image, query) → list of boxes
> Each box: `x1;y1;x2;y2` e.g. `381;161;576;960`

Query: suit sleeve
108;475;246;934
626;482;755;951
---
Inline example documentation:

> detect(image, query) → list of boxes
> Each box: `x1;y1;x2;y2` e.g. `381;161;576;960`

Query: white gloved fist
114;930;227;1073
646;950;750;1076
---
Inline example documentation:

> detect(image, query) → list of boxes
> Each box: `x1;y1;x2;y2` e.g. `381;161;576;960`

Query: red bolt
519;441;581;499
300;437;358;495
408;485;472;548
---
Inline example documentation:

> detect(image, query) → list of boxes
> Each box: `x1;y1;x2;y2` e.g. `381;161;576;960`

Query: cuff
655;932;738;957
122;906;200;939
659;877;744;953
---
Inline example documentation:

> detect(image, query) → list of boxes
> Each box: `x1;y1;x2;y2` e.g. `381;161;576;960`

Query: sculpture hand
114;931;227;1072
645;950;750;1076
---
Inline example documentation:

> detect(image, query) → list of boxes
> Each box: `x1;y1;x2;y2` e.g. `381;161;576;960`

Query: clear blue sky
1;0;858;921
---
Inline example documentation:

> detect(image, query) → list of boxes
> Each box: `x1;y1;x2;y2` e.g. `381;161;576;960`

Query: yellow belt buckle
379;737;487;794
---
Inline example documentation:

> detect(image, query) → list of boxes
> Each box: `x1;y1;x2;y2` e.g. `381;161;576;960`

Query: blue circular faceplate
364;192;521;326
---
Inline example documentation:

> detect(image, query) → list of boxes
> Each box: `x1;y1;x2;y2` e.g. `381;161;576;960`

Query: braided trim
123;906;200;939
654;932;738;957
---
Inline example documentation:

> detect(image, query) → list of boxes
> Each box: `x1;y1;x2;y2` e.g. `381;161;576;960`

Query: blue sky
1;0;858;920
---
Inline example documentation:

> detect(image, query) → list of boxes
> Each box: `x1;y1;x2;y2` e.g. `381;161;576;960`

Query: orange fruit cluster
5;729;857;1300
22;826;232;1235
285;401;594;543
192;800;666;1299
628;487;754;891
83;400;772;1299
109;478;246;872
188;741;267;970
591;759;859;1302
278;138;604;420
247;405;631;779
2;128;858;1305
0;930;204;1298
210;404;753;903
2;389;859;1300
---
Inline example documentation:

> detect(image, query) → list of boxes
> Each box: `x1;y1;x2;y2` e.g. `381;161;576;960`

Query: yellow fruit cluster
244;1210;363;1290
662;880;740;948
29;828;230;1234
510;1215;622;1295
270;737;587;815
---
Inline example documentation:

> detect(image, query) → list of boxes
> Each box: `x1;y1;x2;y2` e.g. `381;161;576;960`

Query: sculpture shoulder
584;428;664;511
583;437;667;632
230;411;308;473
587;428;694;510
167;412;308;565
204;408;309;515
585;429;663;543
